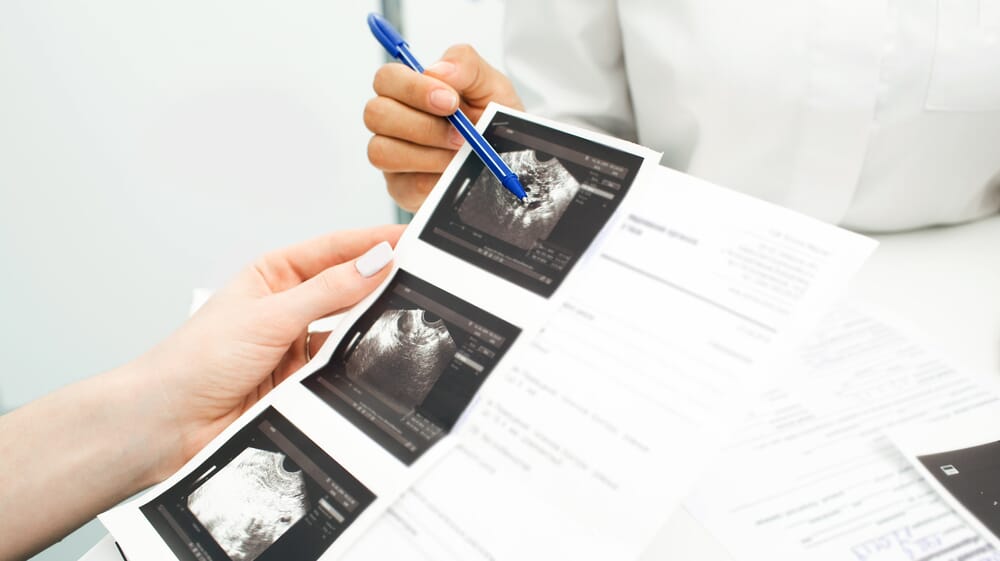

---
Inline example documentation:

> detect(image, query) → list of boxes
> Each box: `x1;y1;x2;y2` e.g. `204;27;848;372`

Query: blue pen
367;12;528;203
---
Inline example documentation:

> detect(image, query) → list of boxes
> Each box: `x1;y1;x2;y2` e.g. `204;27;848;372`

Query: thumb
425;44;523;110
273;241;395;327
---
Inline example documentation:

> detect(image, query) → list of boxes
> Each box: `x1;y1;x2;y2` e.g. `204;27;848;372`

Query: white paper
101;104;875;561
687;303;1000;561
342;165;876;560
892;407;1000;555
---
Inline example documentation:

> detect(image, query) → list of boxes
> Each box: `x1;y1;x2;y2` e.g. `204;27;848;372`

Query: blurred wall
0;1;391;411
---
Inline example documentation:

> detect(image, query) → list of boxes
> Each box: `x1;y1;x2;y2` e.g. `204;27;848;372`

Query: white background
0;1;503;559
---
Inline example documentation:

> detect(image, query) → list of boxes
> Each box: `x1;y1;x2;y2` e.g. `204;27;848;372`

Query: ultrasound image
142;408;376;561
458;149;580;250
345;309;457;414
421;112;645;297
303;271;520;464
187;448;308;561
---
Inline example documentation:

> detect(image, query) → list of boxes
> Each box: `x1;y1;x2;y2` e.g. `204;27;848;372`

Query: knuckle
317;269;344;298
252;251;280;279
386;175;417;211
402;77;425;106
372;64;393;93
445;43;478;62
367;136;388;168
387;173;437;213
362;97;385;131
416;174;438;196
377;63;427;106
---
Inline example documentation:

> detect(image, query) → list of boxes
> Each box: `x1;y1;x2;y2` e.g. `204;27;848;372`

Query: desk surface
642;213;1000;560
80;216;1000;561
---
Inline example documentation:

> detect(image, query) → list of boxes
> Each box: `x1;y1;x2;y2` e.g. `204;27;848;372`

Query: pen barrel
447;111;515;180
396;47;425;73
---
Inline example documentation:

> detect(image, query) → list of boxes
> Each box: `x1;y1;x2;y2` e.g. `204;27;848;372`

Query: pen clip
367;13;407;59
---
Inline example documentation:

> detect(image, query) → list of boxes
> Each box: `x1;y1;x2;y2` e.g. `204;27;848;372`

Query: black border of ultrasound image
140;407;376;561
419;111;645;297
919;441;1000;538
302;269;520;465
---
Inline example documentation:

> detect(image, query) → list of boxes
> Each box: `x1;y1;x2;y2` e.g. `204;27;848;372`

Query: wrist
103;359;186;489
0;361;182;558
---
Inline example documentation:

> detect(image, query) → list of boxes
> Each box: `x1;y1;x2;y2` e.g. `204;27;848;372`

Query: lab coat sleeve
502;0;637;142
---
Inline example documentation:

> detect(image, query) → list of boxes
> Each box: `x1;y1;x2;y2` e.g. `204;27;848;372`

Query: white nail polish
355;241;394;278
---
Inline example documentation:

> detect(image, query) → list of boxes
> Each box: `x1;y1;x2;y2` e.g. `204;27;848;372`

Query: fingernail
426;61;456;77
448;128;465;148
355;241;394;278
429;89;458;112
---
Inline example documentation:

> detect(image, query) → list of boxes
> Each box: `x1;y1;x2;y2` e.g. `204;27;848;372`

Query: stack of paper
687;304;1000;561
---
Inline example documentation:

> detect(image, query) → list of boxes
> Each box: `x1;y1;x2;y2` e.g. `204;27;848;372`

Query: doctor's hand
364;44;523;212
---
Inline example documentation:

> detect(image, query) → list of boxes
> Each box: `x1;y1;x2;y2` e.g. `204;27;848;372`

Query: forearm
0;363;175;561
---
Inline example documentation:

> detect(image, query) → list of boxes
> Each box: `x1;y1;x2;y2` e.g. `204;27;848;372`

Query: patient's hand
143;225;403;477
0;225;402;561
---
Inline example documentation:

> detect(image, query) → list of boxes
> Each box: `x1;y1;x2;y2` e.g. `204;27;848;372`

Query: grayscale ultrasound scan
458;149;581;250
187;448;308;561
303;270;520;464
141;408;375;561
421;111;645;297
345;309;458;415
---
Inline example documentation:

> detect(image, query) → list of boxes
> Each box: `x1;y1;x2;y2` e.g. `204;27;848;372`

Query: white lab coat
502;0;1000;232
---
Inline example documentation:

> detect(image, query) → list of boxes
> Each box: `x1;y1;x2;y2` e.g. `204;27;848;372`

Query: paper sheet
100;104;875;561
341;166;876;559
686;304;1000;561
892;407;1000;556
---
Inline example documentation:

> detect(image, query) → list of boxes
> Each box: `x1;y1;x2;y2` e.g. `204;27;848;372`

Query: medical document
100;104;874;561
687;304;1000;561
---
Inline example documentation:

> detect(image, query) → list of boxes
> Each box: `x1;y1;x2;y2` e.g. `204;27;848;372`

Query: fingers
274;241;395;327
364;96;463;150
373;62;461;117
385;172;441;213
365;44;521;213
426;44;523;109
256;224;404;290
364;92;458;212
367;135;457;174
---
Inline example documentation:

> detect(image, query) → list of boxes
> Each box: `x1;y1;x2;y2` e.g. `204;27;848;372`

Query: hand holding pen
364;13;527;210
